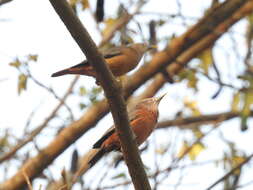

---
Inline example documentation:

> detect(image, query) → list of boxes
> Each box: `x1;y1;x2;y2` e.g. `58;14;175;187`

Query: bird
73;94;166;181
51;43;155;80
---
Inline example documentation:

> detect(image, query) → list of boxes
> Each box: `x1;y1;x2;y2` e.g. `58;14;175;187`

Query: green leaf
178;69;198;90
111;173;126;180
79;86;87;96
187;70;198;90
79;103;87;110
240;90;253;131
91;87;102;95
240;114;248;131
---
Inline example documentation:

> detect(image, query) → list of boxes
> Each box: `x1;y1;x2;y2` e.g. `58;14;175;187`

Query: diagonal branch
157;111;239;129
1;1;252;189
0;0;13;6
206;152;253;190
47;1;151;190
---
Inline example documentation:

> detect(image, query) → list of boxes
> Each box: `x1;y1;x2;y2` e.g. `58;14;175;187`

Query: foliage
1;0;253;190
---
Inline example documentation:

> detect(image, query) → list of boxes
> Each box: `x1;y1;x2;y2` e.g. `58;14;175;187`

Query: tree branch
157;111;239;129
0;76;79;163
0;0;13;6
1;1;252;189
48;1;151;189
206;152;253;190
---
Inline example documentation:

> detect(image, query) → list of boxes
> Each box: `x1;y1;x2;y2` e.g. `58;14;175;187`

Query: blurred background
0;0;253;189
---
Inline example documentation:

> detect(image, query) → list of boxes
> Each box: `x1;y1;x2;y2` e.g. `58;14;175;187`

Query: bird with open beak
51;43;156;83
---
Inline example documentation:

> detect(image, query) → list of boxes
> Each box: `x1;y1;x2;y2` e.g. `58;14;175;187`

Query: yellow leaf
28;54;38;62
188;142;205;161
81;0;89;10
155;145;167;155
232;156;246;175
177;69;198;90
186;70;198;90
242;90;253;116
231;92;240;112
69;0;78;6
102;18;118;37
197;48;213;74
177;141;205;160
184;98;201;116
79;86;87;96
18;74;27;95
193;129;204;139
9;59;21;68
177;141;189;159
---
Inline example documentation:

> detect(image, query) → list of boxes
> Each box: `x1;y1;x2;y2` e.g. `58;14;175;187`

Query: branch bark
1;0;252;189
0;0;13;6
157;112;239;129
0;0;151;190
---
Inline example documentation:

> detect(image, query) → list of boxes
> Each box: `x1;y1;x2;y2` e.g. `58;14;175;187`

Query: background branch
1;1;252;189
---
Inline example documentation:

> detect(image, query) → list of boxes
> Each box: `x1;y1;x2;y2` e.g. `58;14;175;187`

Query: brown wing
51;47;122;77
101;46;124;59
93;127;115;148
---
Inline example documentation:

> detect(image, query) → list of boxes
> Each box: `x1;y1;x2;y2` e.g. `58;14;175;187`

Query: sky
0;0;253;189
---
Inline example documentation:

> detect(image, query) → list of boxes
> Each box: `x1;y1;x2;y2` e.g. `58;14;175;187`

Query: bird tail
89;148;107;168
72;148;107;183
51;61;90;77
51;69;71;77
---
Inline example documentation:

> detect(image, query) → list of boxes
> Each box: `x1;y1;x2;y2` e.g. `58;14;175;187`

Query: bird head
134;93;166;114
155;93;166;104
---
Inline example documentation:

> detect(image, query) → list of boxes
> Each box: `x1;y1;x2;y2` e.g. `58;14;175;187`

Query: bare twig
1;1;251;189
0;77;79;163
100;0;146;47
27;70;74;121
206;152;253;190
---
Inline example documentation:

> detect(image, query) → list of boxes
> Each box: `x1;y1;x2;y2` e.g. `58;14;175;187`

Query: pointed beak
156;93;166;104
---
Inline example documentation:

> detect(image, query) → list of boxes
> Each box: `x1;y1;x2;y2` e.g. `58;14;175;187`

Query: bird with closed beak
51;43;155;82
73;94;166;181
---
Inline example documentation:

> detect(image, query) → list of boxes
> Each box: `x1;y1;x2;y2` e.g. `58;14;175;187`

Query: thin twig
26;70;74;121
0;76;79;163
206;152;253;190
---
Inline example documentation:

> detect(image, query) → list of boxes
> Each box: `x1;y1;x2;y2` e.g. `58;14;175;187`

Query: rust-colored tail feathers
51;62;93;77
51;69;71;77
